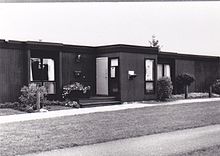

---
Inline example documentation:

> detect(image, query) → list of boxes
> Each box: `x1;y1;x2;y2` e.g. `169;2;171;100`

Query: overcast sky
0;2;220;56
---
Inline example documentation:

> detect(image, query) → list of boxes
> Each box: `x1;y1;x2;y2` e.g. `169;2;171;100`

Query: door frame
108;57;120;98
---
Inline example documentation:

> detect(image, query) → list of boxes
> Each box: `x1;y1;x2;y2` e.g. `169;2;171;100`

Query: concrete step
87;96;116;100
79;99;116;103
79;100;121;108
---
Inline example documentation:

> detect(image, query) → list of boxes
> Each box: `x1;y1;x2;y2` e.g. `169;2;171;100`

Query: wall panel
0;48;27;102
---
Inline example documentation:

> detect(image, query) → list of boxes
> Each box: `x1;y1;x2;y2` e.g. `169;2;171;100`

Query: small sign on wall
128;70;137;79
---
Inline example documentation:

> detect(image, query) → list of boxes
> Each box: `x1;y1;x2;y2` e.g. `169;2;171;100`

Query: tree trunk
209;86;212;98
36;91;41;110
185;85;188;99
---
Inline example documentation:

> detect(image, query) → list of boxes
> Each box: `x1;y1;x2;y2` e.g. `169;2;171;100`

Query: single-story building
0;39;219;103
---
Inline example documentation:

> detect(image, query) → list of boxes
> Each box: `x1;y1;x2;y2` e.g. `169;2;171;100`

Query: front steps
79;96;121;108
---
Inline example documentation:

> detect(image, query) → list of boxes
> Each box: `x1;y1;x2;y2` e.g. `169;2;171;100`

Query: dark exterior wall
0;48;27;102
175;59;195;92
175;58;220;93
120;52;157;102
61;51;96;95
194;60;219;92
97;46;158;102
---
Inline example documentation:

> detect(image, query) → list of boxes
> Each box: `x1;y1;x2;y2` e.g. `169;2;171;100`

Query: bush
157;77;173;101
212;79;220;95
176;73;195;86
62;82;91;100
43;100;80;108
19;83;47;110
0;102;20;109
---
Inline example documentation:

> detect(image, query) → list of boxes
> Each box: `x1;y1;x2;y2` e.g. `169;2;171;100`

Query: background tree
149;35;162;50
176;73;195;99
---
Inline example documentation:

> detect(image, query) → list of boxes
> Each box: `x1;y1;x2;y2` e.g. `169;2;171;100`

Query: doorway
96;57;108;95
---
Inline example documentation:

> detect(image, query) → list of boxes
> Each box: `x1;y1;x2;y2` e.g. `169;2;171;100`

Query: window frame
157;63;171;80
30;57;56;94
144;58;155;94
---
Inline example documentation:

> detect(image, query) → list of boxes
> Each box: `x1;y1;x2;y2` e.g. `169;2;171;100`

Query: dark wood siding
61;52;96;95
175;59;220;93
195;60;219;92
175;59;196;92
0;48;27;102
97;47;158;102
120;52;157;102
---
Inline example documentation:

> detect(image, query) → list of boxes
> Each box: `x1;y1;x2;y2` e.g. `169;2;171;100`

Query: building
0;39;219;103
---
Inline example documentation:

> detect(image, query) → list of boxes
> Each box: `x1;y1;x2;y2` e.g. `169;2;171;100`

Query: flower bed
172;92;220;100
62;82;91;101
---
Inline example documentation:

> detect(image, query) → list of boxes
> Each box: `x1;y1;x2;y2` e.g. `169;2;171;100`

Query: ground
0;105;73;116
0;108;24;116
1;101;220;156
178;145;220;156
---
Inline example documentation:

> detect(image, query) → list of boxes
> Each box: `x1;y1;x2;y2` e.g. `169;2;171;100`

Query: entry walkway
1;98;220;124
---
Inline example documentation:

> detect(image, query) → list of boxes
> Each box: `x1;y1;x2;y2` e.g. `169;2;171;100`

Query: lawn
178;145;220;156
0;105;73;116
1;101;220;156
0;108;24;116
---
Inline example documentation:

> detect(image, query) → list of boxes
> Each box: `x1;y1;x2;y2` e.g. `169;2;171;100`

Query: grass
172;92;220;100
1;101;220;156
0;108;24;116
178;145;220;156
0;105;73;116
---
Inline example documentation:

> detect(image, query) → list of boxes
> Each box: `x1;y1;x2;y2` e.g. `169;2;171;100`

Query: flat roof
0;39;219;60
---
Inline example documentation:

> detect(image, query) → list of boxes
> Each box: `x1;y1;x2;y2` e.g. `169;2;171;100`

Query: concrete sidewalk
24;124;220;156
1;97;220;124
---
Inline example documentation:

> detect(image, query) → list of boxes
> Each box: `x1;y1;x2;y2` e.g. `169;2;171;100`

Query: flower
62;82;91;99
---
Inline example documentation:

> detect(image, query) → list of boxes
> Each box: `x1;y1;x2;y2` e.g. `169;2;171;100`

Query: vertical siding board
0;48;26;102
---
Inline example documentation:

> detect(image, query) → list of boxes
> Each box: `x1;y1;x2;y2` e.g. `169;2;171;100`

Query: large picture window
30;58;56;94
145;59;155;94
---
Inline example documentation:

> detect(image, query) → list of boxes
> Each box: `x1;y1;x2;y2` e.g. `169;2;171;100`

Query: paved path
24;124;220;156
1;98;220;124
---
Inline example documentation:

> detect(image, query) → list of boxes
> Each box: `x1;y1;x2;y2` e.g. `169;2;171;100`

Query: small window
145;59;155;94
145;82;154;93
164;64;171;78
157;64;163;80
111;59;118;67
157;64;171;80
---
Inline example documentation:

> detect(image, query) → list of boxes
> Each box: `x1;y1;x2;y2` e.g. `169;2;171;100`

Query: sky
0;2;220;56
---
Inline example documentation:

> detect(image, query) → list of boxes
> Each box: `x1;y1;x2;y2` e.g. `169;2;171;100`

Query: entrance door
96;57;108;95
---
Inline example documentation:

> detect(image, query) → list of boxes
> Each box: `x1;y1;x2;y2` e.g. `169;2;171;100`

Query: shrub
19;83;47;110
0;102;20;109
62;82;91;100
43;100;80;108
212;79;220;95
157;77;173;101
176;73;195;86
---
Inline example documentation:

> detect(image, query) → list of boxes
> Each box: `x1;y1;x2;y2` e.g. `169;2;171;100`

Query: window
110;58;118;78
145;59;155;94
30;58;56;94
157;64;171;80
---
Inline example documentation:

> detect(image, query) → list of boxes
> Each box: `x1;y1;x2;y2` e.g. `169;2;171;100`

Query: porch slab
0;98;220;124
